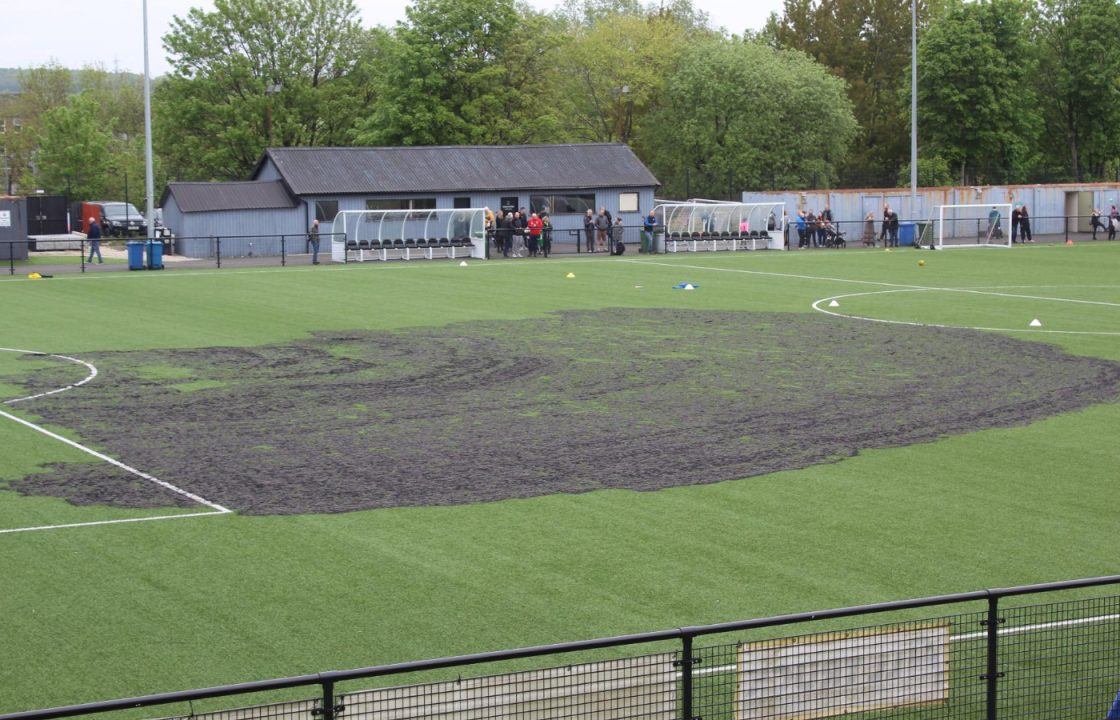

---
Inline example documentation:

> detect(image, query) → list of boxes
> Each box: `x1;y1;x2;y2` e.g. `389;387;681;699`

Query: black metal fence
3;215;1119;275
2;576;1117;720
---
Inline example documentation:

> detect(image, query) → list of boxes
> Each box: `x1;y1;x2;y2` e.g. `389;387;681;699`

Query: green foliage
897;154;955;187
550;9;704;144
769;0;946;187
918;0;1041;185
1034;0;1120;181
32;93;113;200
353;0;560;146
157;0;369;180
641;38;857;197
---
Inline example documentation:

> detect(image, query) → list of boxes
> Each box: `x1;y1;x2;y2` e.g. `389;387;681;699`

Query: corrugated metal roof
254;143;660;195
163;180;297;213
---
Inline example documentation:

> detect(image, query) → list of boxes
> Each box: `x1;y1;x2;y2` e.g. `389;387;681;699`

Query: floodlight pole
910;0;918;220
143;0;155;242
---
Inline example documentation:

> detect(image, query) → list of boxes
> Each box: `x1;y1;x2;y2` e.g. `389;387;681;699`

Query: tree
1034;0;1120;181
641;38;858;198
768;0;946;187
32;93;113;200
549;8;704;144
917;0;1041;185
2;63;73;193
158;0;369;180
353;0;562;146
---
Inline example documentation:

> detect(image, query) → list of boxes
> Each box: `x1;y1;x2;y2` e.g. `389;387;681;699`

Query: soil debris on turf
6;309;1120;515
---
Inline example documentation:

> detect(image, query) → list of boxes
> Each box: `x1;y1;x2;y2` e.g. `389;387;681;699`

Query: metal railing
2;575;1118;720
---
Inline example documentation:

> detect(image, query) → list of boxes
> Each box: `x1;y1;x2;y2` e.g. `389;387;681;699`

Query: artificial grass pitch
0;245;1118;712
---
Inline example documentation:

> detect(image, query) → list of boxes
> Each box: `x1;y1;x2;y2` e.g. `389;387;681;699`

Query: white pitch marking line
623;259;1120;309
0;347;233;534
0;509;229;535
1;347;99;405
0;407;231;514
685;613;1120;677
811;289;1120;337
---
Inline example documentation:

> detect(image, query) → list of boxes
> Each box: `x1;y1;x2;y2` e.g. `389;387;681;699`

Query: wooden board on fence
736;624;950;720
339;653;678;720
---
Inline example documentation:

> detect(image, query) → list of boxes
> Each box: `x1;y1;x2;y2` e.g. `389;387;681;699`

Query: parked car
76;201;147;237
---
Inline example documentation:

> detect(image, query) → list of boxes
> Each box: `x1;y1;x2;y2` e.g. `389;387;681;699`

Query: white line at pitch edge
684;613;1120;677
0;407;232;514
0;509;230;535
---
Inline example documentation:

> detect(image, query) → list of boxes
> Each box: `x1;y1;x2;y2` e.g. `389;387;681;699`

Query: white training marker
828;300;840;307
459;260;468;267
1029;318;1042;327
683;283;695;290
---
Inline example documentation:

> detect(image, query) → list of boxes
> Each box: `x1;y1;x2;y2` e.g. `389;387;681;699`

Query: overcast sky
1;1;782;77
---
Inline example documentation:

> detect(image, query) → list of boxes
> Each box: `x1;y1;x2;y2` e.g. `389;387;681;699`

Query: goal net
935;204;1013;249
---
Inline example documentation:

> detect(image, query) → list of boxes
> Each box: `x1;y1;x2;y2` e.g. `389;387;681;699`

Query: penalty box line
0;408;232;536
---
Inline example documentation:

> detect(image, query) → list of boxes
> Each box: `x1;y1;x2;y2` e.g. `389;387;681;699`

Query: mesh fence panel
693;612;987;720
338;652;678;720
997;595;1120;720
154;698;319;720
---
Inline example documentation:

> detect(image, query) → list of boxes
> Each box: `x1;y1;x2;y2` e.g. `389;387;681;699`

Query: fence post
8;243;13;276
982;593;1004;720
321;680;335;720
80;239;85;273
679;634;694;720
1065;214;1070;244
215;237;221;269
281;235;286;267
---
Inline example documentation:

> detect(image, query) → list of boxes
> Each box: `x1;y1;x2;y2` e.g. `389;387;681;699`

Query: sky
1;0;783;77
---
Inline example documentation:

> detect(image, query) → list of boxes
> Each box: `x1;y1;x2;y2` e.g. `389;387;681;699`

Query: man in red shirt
527;212;543;257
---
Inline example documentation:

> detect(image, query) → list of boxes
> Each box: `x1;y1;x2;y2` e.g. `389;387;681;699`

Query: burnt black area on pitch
11;310;1120;515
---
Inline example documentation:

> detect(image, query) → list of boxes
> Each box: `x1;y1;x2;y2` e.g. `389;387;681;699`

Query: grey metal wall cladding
258;143;660;195
170;205;308;258
743;183;1120;236
0;197;29;260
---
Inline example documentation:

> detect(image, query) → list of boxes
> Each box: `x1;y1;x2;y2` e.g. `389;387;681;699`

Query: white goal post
935;203;1013;249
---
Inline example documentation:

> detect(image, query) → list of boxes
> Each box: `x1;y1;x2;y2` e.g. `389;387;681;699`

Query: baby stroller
823;223;846;248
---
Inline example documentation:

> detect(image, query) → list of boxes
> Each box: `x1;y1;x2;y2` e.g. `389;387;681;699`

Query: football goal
934;204;1013;249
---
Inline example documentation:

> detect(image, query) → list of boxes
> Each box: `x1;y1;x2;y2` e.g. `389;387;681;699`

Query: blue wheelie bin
127;241;146;271
146;240;164;270
898;222;916;246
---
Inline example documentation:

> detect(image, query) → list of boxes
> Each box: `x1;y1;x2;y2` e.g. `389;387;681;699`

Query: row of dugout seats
345;237;475;262
667;230;773;252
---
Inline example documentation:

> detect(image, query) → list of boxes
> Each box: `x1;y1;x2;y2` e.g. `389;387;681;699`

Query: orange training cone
1065;238;1073;246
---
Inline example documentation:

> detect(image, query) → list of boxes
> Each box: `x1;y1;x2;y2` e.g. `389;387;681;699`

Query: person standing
501;210;515;257
796;210;807;248
1019;205;1032;243
887;207;900;247
1091;208;1102;240
862;212;876;247
642;210;658;253
541;213;552;257
805;210;817;247
1011;205;1021;244
86;216;103;264
611;216;625;255
526;212;543;257
308;219;321;264
583;209;596;253
595;208;610;252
